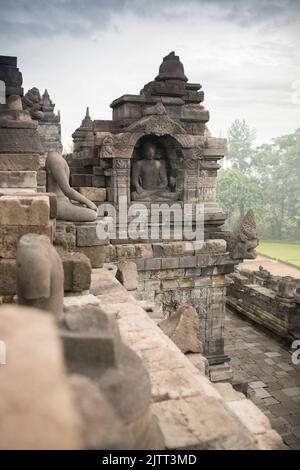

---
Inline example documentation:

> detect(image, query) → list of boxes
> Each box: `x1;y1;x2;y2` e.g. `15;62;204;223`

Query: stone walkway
240;255;300;278
225;308;300;450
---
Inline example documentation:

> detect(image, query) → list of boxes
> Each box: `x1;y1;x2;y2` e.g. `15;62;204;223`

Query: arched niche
0;80;6;104
130;134;185;201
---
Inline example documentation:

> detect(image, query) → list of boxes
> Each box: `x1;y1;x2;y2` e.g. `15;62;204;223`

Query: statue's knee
86;209;97;222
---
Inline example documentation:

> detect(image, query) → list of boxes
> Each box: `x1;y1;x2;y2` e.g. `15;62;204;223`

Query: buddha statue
46;151;97;221
131;141;179;201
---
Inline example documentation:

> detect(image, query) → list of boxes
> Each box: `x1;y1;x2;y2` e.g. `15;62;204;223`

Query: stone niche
68;52;247;381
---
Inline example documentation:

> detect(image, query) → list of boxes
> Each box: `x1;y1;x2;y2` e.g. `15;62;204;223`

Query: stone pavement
225;308;300;450
241;255;300;278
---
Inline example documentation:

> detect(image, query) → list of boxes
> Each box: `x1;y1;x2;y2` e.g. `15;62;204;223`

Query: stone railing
227;269;300;341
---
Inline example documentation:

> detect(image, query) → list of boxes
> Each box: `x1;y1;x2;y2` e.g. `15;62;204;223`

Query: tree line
217;119;300;241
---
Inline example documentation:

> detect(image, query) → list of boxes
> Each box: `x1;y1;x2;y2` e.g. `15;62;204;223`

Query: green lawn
257;241;300;268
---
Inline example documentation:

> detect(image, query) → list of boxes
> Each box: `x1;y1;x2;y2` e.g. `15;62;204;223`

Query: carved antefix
227;209;258;259
101;135;114;158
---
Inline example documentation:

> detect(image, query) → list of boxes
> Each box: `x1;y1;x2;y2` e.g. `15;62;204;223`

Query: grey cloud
0;0;300;39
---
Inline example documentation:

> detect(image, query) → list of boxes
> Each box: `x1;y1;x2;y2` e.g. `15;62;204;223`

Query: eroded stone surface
17;233;64;316
69;374;134;449
159;305;203;353
116;261;138;291
0;305;81;450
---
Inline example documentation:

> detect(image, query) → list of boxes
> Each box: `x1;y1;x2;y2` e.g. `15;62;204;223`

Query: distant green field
257;242;300;268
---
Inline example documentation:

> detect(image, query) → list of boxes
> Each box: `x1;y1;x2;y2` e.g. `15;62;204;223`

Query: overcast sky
1;0;300;149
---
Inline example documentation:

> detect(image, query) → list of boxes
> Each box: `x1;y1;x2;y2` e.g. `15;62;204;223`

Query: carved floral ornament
126;113;187;136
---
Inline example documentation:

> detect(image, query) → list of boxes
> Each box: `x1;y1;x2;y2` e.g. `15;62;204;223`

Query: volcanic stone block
76;224;108;247
76;245;109;268
159;305;203;354
0;195;50;226
0;153;41;171
79;187;106;202
0;128;44;154
93;166;105;176
0;171;37;188
71;174;93;187
179;256;197;268
0;258;16;295
161;257;180;269
116;261;138;291
0;305;81;450
144;258;161;271
115;244;136;259
62;252;92;292
92;175;106;187
69;375;134;450
54;221;76;251
135;243;153;258
0;223;53;258
37;170;46;187
59;306;163;449
60;306;122;374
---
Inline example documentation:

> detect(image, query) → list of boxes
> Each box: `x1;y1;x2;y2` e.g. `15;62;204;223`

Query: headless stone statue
131;142;179;201
16;234;64;316
46;151;97;222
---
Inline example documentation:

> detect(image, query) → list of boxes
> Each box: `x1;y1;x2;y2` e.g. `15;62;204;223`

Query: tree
252;129;300;240
217;168;263;229
227;119;256;174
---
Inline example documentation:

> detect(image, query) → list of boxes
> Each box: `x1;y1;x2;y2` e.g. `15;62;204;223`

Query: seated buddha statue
46;151;97;222
131;142;179;202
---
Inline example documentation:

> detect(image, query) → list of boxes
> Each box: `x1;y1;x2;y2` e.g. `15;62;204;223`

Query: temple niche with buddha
69;51;226;228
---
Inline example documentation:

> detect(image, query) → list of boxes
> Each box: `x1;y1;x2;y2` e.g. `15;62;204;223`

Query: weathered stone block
0;195;50;226
161;279;179;291
179;256;197;268
135;259;145;271
0;223;53;258
69;375;134;450
0;153;41;171
76;224;108;247
0;171;37;188
0;258;16;295
144;258;161;271
178;278;195;288
135;243;153;258
54;221;76;251
227;399;271;435
37;170;46;187
71;174;93;187
0;305;81;450
60;306;122;373
115;244;136;259
76;245;109;268
116;261;138;291
152;242;186;257
92;175;106;187
159;305;203;354
161;257;180;269
0;128;44;154
62;252;92;292
79;187;106;202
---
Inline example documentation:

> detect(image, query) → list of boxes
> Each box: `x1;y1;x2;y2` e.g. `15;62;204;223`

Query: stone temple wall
227;269;300;342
